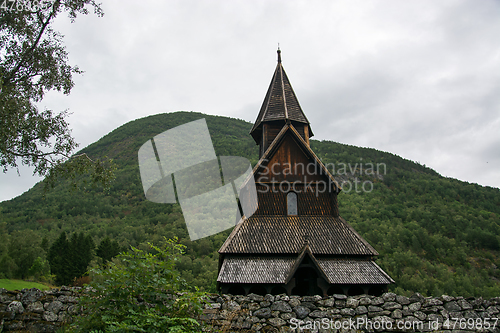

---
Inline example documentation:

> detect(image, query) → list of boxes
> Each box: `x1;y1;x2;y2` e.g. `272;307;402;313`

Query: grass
0;279;52;291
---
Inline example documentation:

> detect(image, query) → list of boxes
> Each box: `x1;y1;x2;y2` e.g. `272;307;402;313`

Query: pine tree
48;231;95;285
72;232;95;277
96;237;121;264
48;232;71;285
41;236;49;253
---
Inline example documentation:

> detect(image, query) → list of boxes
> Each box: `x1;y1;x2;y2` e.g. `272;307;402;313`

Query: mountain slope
1;111;499;296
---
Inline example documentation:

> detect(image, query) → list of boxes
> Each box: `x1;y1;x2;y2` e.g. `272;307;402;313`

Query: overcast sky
1;0;499;202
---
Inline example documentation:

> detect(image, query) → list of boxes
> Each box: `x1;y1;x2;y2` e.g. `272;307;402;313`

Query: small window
287;192;297;216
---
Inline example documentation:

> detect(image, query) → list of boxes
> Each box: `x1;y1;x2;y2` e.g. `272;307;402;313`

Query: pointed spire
250;49;313;143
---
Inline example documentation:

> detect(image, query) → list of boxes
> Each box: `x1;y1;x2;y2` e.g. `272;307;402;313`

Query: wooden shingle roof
217;257;295;284
217;257;394;285
318;258;395;284
250;49;312;142
219;216;378;256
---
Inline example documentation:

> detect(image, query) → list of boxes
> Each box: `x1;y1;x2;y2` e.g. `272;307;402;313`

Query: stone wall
2;287;500;332
202;293;500;332
0;286;80;332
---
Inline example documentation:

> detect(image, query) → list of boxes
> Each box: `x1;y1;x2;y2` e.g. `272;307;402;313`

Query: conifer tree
48;231;94;285
96;236;120;263
48;231;71;285
73;232;95;277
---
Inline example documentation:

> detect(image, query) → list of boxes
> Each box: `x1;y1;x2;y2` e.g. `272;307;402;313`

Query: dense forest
1;111;499;297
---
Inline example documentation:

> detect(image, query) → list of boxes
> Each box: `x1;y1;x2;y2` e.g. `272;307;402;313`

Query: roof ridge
280;64;288;119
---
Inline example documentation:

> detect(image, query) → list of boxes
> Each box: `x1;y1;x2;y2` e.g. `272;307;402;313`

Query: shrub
69;238;205;332
72;276;91;287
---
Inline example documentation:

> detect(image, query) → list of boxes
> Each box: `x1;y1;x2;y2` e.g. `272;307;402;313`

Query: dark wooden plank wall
261;123;309;155
257;135;324;183
249;184;339;216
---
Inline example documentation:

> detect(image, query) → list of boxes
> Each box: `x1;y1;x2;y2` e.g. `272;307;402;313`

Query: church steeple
250;49;313;156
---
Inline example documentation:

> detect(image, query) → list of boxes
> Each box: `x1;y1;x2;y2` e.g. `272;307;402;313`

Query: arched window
287;192;297;216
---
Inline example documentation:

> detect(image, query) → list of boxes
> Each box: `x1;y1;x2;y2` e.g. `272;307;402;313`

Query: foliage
69;238;205;333
28;256;50;280
47;231;94;285
0;225;51;280
0;0;114;190
96;236;121;264
0;112;499;297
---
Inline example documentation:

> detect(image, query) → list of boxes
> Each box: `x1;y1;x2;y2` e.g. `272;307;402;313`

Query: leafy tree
70;238;205;332
28;256;50;280
8;230;42;279
0;255;16;279
0;222;16;278
40;236;49;252
0;0;114;189
0;223;16;278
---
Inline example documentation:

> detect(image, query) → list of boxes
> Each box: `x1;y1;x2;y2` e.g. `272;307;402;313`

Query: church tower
217;50;393;296
250;48;312;156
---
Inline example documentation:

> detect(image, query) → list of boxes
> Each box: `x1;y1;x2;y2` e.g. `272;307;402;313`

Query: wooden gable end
237;124;341;218
257;133;322;183
260;121;310;156
255;125;337;190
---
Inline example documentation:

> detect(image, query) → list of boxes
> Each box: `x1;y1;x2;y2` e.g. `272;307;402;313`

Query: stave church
217;49;394;297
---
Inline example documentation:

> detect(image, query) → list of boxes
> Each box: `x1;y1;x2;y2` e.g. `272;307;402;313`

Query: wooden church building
217;49;394;297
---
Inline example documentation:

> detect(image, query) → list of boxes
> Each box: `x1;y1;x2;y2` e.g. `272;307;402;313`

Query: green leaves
70;238;205;333
43;153;117;191
0;0;113;190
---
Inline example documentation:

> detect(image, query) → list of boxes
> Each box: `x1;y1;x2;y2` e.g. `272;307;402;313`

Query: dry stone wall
0;286;80;332
1;287;500;332
203;293;500;332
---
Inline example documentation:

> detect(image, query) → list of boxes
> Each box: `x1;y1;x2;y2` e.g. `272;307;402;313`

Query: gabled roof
218;216;378;256
250;49;312;142
250;122;340;192
285;244;329;284
217;256;394;285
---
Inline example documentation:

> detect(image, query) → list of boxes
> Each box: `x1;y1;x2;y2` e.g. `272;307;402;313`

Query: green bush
69;238;205;332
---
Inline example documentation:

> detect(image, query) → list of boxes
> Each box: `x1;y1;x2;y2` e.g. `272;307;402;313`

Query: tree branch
2;148;69;159
5;1;59;83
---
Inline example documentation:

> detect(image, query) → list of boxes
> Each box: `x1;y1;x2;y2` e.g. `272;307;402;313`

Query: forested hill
1;111;500;297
